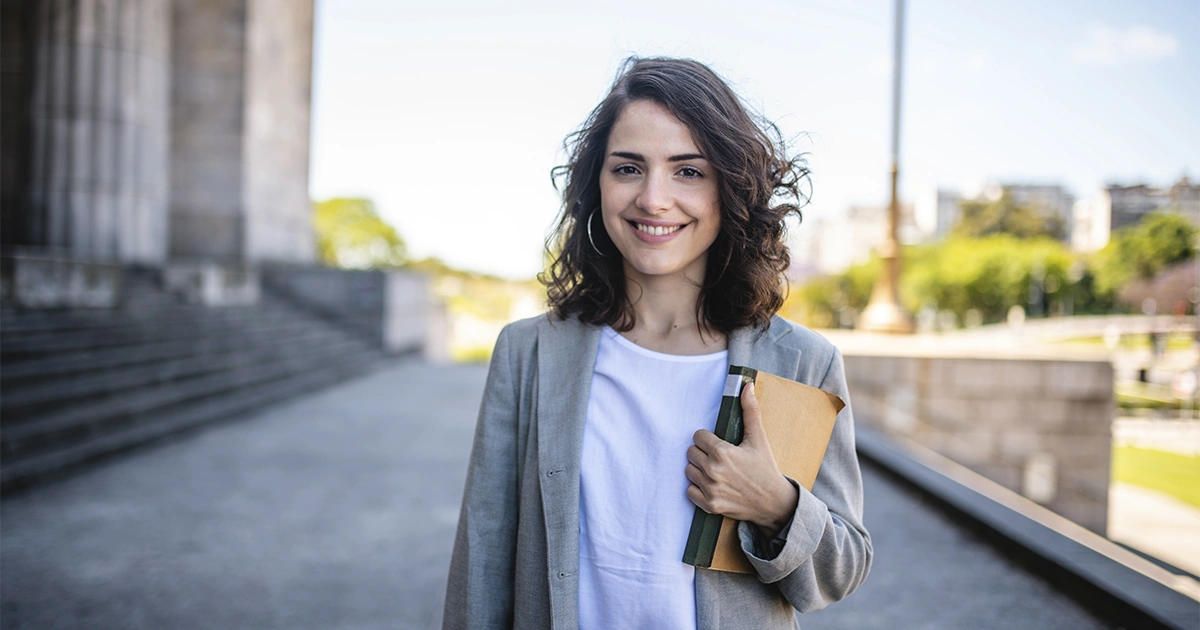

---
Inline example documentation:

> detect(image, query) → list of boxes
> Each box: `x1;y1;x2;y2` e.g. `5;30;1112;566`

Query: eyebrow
609;151;707;162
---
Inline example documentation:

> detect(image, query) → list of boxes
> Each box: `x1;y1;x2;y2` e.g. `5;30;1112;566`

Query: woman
444;57;871;629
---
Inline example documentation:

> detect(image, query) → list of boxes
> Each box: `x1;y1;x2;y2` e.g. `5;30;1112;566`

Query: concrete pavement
2;359;1111;629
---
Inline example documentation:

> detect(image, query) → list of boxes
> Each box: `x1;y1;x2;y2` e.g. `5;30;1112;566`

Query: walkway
1;360;1110;629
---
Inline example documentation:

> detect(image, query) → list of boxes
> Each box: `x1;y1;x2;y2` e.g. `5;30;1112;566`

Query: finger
740;382;765;446
692;429;724;455
686;445;710;468
686;484;712;513
685;463;710;486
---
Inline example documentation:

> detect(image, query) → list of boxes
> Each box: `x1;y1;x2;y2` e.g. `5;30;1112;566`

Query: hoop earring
586;208;614;258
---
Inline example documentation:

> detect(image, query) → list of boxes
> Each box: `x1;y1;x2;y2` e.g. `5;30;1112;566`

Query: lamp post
859;0;915;334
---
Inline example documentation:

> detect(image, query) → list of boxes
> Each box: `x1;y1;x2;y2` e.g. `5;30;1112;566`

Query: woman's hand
686;383;799;539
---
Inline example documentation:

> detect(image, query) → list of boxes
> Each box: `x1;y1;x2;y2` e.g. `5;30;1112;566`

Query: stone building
1004;183;1074;239
1;0;315;274
1107;184;1171;233
924;182;1075;243
0;0;435;493
1072;176;1200;252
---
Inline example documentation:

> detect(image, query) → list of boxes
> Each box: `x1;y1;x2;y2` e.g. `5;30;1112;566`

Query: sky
309;0;1200;279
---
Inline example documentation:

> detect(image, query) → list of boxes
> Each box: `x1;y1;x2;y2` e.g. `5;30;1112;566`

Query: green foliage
407;256;503;282
782;258;876;328
901;235;1079;323
787;235;1103;328
313;198;407;269
1092;210;1197;298
790;210;1199;329
953;192;1065;240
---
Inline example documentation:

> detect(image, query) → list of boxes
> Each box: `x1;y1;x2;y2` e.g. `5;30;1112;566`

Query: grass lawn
1112;445;1200;509
1058;332;1196;351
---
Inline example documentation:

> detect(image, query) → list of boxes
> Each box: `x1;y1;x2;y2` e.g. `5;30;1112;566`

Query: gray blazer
443;313;872;629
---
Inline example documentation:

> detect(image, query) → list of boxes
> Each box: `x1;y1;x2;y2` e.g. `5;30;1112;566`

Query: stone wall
844;353;1114;534
1;249;122;308
261;266;430;354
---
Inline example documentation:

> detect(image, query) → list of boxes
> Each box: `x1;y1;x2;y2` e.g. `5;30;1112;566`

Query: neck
620;260;726;354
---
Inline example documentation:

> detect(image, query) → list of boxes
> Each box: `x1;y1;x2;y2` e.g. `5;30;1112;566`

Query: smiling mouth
630;221;684;237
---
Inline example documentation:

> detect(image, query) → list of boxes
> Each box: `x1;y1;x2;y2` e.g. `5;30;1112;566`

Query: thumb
740;382;766;447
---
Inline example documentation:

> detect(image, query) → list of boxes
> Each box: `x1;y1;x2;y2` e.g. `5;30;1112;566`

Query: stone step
1;337;380;460
0;350;383;493
0;301;220;337
1;305;297;352
0;307;333;360
0;287;302;337
1;326;357;421
0;316;338;386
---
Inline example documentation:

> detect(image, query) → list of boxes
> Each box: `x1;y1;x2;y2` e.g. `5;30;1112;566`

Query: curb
855;424;1200;630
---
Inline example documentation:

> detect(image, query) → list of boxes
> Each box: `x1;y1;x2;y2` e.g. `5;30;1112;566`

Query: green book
682;365;758;568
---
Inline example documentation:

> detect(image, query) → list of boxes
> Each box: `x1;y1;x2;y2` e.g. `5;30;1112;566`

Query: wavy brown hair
540;57;811;335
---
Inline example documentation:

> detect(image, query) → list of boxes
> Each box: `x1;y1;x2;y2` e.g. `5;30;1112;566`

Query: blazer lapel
535;315;601;627
727;316;803;378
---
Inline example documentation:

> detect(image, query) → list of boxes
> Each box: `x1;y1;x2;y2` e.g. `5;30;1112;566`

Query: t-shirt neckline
601;326;728;363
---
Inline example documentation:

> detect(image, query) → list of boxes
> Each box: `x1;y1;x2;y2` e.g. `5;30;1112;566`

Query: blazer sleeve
734;347;873;613
443;325;521;629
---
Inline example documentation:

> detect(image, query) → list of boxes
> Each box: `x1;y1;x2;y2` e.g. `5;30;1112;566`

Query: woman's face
599;100;721;284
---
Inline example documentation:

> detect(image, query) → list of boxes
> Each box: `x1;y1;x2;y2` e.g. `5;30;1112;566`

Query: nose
635;170;672;215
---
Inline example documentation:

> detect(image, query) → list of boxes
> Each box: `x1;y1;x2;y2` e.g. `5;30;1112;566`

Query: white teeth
635;223;681;236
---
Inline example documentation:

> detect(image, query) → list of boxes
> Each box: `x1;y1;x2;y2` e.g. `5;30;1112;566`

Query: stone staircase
0;269;389;494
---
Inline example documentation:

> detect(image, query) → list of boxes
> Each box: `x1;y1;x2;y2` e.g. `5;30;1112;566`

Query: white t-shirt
578;326;728;630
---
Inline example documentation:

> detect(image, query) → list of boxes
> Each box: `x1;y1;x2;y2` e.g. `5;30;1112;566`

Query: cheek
598;177;626;221
697;196;722;244
700;215;722;249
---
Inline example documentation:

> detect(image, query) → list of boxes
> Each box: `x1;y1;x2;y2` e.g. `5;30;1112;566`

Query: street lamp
859;0;915;333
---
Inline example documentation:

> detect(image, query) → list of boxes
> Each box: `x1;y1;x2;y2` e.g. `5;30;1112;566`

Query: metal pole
858;0;915;333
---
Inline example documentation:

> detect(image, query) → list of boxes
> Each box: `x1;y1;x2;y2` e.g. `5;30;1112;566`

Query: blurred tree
953;192;1065;240
313;198;407;269
901;235;1077;322
1092;210;1198;298
786;235;1101;328
406;256;500;280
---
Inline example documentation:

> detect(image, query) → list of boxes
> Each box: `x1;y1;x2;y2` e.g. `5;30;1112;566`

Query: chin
622;254;705;280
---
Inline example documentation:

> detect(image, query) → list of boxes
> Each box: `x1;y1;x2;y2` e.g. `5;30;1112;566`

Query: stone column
243;0;315;263
169;0;314;264
1;0;35;244
26;0;171;263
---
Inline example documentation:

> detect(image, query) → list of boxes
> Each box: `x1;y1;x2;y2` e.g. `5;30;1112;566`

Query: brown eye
679;166;703;178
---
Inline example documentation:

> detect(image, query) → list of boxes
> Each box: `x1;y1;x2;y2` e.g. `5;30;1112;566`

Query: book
681;365;846;574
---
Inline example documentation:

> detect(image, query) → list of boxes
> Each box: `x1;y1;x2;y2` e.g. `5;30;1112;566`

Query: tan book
683;366;845;574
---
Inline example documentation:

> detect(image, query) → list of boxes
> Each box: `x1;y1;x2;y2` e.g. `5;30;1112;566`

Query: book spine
682;366;757;568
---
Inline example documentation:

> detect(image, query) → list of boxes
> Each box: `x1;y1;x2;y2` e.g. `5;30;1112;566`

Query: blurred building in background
1073;176;1200;252
804;202;920;275
1109;184;1174;233
1;0;315;268
0;0;431;494
801;173;1200;277
922;182;1074;244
